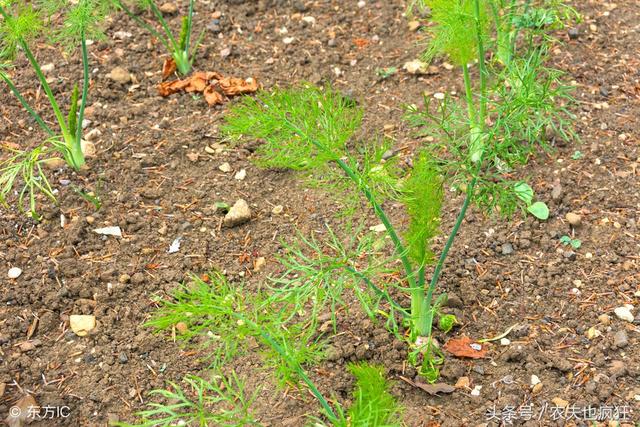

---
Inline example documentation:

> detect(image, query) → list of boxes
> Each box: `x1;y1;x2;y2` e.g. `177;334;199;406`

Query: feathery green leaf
420;0;490;65
402;151;443;265
223;85;363;170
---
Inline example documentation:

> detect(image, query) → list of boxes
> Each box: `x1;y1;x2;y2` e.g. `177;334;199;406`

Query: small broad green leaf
570;239;582;249
438;314;457;333
513;182;534;205
214;202;230;212
559;235;571;245
527;201;549;220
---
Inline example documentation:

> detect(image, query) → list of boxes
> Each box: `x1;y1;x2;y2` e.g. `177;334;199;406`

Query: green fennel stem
422;176;477;337
19;40;69;139
420;0;489;338
69;32;90;170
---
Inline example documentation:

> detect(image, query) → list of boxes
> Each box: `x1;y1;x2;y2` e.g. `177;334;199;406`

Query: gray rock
223;199;252;227
568;28;580;40
501;243;514;255
613;330;629;348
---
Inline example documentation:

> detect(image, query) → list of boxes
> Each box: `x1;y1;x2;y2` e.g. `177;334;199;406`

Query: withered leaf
158;72;257;106
162;58;176;80
398;376;455;395
204;86;225;106
217;77;259;96
158;79;190;96
443;336;487;359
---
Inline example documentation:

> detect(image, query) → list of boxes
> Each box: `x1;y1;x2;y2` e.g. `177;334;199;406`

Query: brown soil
1;0;639;426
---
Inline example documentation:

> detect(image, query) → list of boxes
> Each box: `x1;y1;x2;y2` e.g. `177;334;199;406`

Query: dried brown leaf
217;77;259;96
204;86;225;106
162;58;176;80
158;72;256;105
443;336;487;359
158;79;190;97
398;376;456;395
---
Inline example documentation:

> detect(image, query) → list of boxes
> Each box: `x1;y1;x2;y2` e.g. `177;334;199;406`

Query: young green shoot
117;0;204;76
0;0;112;218
114;372;260;427
146;273;342;423
313;363;402;427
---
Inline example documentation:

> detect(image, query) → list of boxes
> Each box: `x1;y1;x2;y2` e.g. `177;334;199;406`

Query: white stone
8;267;22;279
69;315;96;337
369;224;386;232
234;169;247;180
614;306;634;323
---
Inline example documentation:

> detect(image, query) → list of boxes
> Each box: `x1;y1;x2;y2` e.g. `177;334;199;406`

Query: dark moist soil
1;0;639;426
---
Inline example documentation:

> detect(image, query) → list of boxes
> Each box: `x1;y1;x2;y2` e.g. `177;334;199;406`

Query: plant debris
398;376;456;395
443;336;487;359
158;72;259;105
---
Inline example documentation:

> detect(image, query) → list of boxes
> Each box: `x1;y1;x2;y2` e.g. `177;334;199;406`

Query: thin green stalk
419;0;489;337
69;32;90;170
234;313;338;422
422;176;477;336
0;72;54;136
184;0;194;55
278;119;416;286
344;266;409;318
279;117;425;333
474;0;488;123
148;0;179;49
19;40;70;138
462;64;477;126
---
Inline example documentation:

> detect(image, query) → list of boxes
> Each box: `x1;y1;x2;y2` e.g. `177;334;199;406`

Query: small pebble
218;162;232;173
614;306;634;323
613;330;629;348
8;267;22;279
69;315;96;337
223;199;252;227
220;47;231;59
272;205;284;215
175;322;188;334
500;338;511;346
565;212;582;226
598;314;611;325
159;2;178;14
501;243;514;256
234;169;247;180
